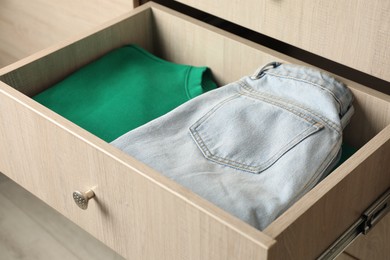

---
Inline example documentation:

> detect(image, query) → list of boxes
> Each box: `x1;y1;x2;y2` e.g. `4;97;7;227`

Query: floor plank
0;174;124;259
0;191;81;260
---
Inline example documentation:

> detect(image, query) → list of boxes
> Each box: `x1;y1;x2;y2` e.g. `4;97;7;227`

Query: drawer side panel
0;8;154;97
344;213;390;259
265;125;390;259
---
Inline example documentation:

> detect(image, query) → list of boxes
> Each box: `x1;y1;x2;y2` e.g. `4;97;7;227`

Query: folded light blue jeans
112;63;354;230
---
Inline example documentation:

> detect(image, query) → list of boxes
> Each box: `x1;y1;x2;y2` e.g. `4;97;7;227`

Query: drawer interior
0;3;389;259
2;4;389;150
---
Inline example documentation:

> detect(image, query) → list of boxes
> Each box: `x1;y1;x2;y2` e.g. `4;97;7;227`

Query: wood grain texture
344;213;390;260
0;2;389;259
0;192;81;260
150;4;390;149
174;0;390;82
0;0;135;68
0;77;273;259
0;173;124;260
0;5;276;256
0;6;153;97
265;125;390;259
343;83;390;148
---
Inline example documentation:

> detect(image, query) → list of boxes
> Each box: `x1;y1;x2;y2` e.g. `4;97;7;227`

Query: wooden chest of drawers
0;1;389;259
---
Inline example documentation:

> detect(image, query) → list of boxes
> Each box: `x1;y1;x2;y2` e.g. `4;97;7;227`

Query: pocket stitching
189;93;324;173
239;81;341;133
191;122;322;173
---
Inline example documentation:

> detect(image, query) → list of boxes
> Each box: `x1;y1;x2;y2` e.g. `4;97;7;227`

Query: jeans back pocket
189;93;324;174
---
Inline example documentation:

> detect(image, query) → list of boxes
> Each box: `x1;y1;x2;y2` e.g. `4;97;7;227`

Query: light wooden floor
0;0;132;259
0;173;125;260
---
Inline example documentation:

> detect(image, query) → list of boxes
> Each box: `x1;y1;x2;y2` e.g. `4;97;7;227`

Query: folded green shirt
337;143;357;168
33;45;217;142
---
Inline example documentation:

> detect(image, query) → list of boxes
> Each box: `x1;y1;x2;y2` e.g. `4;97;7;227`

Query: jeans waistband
252;62;354;118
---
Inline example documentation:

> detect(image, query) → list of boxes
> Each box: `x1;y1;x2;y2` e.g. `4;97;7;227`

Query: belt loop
340;105;355;130
251;61;282;80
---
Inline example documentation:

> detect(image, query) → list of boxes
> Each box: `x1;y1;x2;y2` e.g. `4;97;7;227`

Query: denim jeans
111;62;354;230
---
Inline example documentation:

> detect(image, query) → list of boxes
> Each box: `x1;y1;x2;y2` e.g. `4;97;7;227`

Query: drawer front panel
0;81;273;259
174;0;390;82
266;126;390;259
345;213;390;259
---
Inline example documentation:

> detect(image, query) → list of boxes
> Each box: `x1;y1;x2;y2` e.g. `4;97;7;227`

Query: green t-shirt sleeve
186;66;218;99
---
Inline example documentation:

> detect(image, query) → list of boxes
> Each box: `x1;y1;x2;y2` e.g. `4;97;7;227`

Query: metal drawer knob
73;189;95;210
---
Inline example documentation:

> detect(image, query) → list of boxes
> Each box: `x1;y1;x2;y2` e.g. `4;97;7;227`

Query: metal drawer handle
73;189;95;210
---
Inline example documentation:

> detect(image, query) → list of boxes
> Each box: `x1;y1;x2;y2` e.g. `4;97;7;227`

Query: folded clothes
112;62;355;230
337;143;357;168
33;45;217;142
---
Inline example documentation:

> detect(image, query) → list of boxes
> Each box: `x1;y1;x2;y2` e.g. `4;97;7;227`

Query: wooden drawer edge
264;125;390;259
0;80;275;258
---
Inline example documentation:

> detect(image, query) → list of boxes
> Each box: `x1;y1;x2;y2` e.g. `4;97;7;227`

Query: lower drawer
0;2;389;259
343;213;390;259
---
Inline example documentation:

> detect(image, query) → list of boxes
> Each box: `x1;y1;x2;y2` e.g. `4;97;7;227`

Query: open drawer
0;2;389;259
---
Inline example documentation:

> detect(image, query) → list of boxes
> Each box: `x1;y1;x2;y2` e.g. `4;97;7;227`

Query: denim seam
300;139;340;191
190;94;240;126
189;93;324;174
239;81;342;134
238;90;320;126
276;139;341;216
264;71;344;114
191;122;322;173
